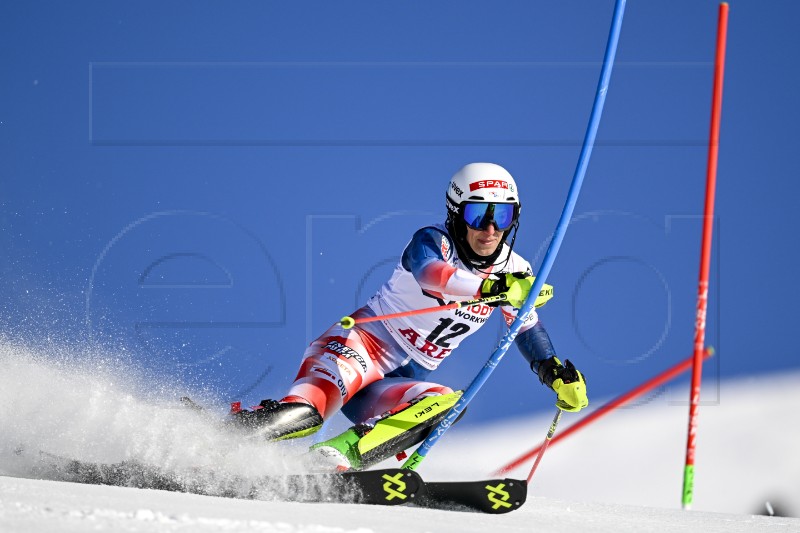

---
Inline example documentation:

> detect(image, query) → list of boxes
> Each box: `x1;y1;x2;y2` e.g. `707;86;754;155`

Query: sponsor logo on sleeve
440;235;451;260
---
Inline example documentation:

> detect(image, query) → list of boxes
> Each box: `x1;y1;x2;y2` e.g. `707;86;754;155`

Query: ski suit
283;223;556;425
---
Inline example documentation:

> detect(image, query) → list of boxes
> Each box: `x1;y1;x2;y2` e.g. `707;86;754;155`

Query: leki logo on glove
485;483;512;510
382;473;408;501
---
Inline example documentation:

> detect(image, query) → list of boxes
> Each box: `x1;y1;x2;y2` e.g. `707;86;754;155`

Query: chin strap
471;221;520;276
446;217;520;275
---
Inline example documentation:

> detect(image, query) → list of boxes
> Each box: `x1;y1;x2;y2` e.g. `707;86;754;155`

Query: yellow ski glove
479;272;554;309
537;357;588;412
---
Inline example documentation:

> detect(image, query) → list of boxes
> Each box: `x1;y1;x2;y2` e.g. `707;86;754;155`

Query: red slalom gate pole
681;2;729;510
493;348;714;477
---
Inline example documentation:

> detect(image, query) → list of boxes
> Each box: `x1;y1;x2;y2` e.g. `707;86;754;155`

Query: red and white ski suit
283;223;554;425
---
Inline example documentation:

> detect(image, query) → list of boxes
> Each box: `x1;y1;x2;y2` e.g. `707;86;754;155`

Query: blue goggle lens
462;202;516;231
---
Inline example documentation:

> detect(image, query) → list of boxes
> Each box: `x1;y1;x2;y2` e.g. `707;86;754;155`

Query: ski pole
527;409;562;484
341;282;555;328
402;0;627;472
339;294;508;329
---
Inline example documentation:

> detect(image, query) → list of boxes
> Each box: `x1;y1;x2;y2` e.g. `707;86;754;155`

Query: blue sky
1;1;798;426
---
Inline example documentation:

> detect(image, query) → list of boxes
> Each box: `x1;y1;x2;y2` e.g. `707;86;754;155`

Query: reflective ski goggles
461;202;518;231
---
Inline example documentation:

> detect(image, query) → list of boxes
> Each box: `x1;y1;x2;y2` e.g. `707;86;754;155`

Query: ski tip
418;477;527;514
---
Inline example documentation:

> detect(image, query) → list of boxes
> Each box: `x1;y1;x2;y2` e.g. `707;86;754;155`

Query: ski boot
231;399;323;441
309;391;463;471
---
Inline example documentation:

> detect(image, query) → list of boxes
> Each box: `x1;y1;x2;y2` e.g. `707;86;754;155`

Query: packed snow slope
2;475;796;533
1;340;799;532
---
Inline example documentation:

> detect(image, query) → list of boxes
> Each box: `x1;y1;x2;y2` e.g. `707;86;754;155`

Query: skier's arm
515;320;557;373
402;228;483;300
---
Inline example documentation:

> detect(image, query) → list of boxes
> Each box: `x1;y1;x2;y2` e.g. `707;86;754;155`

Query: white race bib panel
367;223;538;370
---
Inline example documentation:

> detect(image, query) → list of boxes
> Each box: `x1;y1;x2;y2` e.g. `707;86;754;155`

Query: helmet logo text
470;180;509;191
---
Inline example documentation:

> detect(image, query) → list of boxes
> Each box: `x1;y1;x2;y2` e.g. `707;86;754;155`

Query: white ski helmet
445;162;522;268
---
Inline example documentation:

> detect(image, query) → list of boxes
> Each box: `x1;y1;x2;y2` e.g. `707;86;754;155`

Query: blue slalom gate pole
402;0;628;471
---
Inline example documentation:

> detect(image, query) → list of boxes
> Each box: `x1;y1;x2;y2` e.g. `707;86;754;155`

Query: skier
233;162;588;470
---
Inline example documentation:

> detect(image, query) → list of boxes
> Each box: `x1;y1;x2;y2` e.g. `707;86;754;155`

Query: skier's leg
310;377;460;470
233;313;389;440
